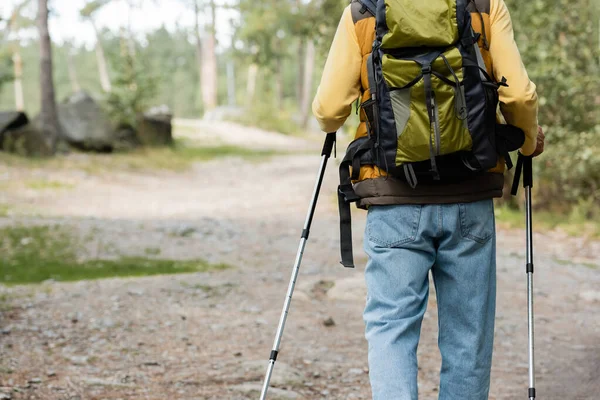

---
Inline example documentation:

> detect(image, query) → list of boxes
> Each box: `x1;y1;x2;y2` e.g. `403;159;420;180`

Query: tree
2;0;34;111
201;0;218;112
37;0;60;154
506;0;599;133
80;0;112;92
65;41;81;93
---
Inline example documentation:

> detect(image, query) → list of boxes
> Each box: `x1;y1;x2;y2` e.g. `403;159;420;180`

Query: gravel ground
0;122;599;399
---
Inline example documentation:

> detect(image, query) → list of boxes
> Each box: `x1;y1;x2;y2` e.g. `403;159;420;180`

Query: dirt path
0;122;599;400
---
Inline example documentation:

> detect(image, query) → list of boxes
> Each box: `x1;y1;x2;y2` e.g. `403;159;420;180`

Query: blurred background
0;1;598;399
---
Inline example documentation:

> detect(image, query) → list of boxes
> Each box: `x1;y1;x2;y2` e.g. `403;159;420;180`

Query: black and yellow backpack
338;0;525;267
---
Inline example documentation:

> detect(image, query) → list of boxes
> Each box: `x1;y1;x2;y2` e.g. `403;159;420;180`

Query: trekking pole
260;132;337;400
523;155;536;400
512;153;536;399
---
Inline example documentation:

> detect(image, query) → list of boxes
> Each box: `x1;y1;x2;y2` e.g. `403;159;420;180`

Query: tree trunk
90;19;112;93
12;51;25;111
300;39;315;129
296;37;306;107
201;0;218;113
227;60;236;107
275;40;284;106
66;45;81;93
246;64;258;107
193;0;203;111
37;0;59;154
125;0;136;58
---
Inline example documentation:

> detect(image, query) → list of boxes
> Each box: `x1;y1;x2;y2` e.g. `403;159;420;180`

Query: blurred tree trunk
12;51;25;111
296;37;305;107
246;64;258;107
66;45;81;93
227;60;236;107
193;0;203;111
300;39;315;129
37;0;59;154
201;0;218;113
275;44;283;105
125;0;137;57
7;0;32;111
90;20;112;92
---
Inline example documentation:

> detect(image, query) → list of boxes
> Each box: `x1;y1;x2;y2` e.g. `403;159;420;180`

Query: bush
105;51;158;130
231;101;302;136
535;126;600;214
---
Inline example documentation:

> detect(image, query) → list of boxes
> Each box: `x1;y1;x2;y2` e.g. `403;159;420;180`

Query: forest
0;2;599;399
0;0;599;214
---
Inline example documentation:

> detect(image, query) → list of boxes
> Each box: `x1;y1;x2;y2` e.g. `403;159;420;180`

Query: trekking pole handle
511;153;534;195
322;132;337;158
522;154;533;189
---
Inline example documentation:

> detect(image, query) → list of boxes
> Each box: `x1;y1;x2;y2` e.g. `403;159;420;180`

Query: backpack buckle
338;184;361;204
421;65;432;75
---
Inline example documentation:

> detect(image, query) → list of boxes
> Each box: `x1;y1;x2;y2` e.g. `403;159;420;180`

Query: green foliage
235;0;345;66
507;0;600;133
231;100;302;136
0;137;282;173
505;0;600;212
535;126;600;208
495;202;600;238
0;48;13;93
105;50;158;129
143;26;202;116
25;179;75;190
0;225;230;284
80;0;111;18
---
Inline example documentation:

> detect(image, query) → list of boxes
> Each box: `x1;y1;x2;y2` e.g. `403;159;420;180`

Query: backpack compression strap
338;137;376;269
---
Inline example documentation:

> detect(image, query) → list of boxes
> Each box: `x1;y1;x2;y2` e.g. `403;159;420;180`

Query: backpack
338;0;525;268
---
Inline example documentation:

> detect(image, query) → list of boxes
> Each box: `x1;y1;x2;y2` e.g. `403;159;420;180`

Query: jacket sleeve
312;6;363;133
490;0;539;156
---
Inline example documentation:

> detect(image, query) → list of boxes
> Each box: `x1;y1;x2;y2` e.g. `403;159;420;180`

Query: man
312;0;545;399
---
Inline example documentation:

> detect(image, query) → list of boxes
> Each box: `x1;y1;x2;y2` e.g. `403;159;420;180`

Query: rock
1;119;53;156
69;312;82;324
57;91;115;151
81;377;133;388
242;305;263;314
580;291;600;303
0;392;11;400
323;317;336;327
68;356;89;365
239;360;304;387
0;111;28;148
127;288;145;296
113;125;139;151
27;378;41;384
46;371;56;377
231;383;302;399
174;225;196;238
347;368;364;375
137;105;173;146
1;327;11;335
101;318;115;328
327;276;367;302
142;361;160;367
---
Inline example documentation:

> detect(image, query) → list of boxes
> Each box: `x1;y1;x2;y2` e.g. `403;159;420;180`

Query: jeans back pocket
366;205;422;248
459;200;495;243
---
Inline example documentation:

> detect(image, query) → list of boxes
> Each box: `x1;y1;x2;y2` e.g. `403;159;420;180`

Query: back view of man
313;0;545;399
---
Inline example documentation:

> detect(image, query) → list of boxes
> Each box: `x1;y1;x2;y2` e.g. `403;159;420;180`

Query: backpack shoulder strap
351;0;376;23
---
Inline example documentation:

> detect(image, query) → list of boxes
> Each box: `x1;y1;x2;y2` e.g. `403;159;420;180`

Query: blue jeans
363;200;497;400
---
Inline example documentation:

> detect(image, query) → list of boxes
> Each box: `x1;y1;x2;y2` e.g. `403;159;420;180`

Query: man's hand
531;125;545;158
